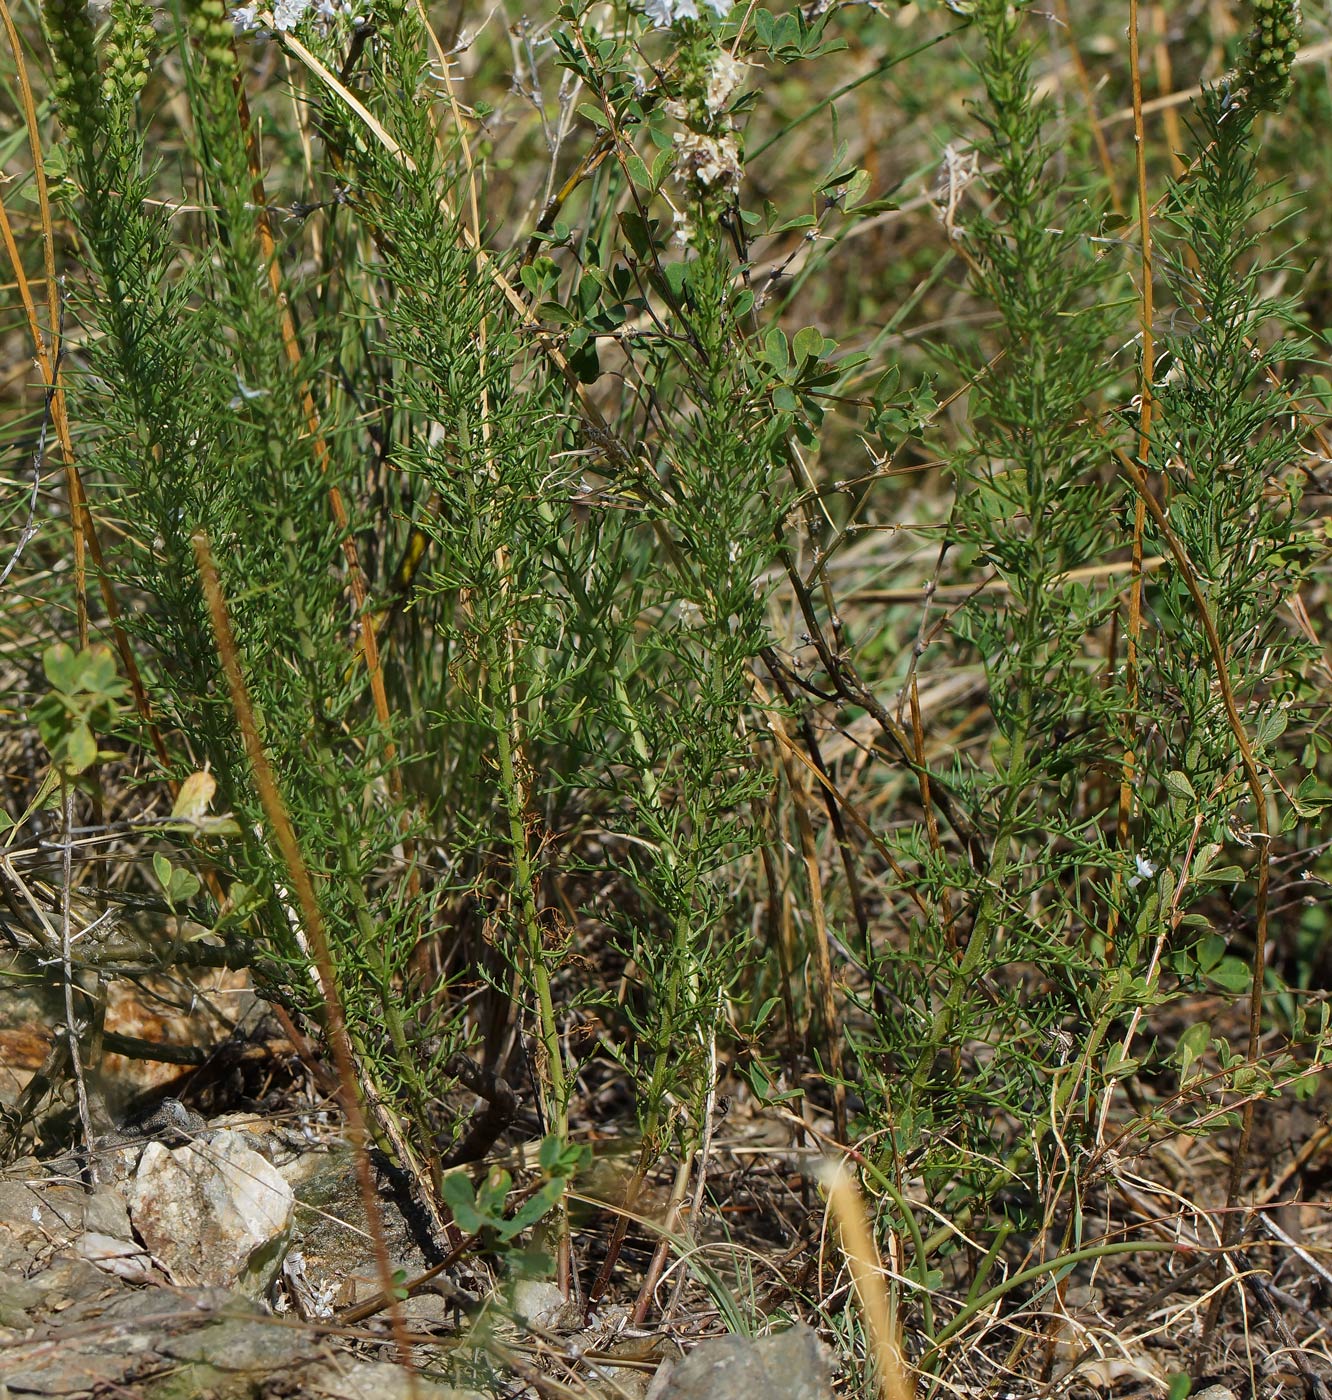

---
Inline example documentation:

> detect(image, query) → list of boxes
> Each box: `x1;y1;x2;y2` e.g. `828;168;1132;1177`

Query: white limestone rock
127;1128;293;1297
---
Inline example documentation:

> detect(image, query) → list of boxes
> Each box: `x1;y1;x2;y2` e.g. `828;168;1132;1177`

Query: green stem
321;763;440;1184
918;984;1121;1260
492;658;567;1134
609;669;692;1149
910;701;1032;1093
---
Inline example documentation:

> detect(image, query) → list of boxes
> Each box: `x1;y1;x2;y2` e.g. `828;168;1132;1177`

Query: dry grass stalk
823;1159;916;1400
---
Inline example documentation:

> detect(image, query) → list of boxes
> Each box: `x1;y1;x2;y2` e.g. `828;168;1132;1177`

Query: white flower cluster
704;51;746;115
232;0;348;35
673;131;742;195
644;0;732;29
273;0;309;28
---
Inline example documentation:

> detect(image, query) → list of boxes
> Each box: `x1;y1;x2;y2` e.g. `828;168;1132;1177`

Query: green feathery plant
854;0;1133;1212
850;0;1327;1309
38;0;445;1203
10;0;1332;1382
30;0;800;1235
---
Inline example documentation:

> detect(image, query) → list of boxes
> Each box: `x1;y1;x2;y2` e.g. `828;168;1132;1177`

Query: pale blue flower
1127;853;1158;890
229;377;269;410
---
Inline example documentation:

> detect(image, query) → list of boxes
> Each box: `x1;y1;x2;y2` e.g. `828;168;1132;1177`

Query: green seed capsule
1241;0;1301;110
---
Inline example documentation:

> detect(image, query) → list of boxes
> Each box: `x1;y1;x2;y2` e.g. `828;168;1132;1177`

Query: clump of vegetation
2;0;1330;1393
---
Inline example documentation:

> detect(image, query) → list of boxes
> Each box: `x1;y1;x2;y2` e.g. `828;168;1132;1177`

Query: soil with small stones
2;984;1331;1400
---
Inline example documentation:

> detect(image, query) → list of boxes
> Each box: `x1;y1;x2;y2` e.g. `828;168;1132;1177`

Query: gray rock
0;1341;145;1395
0;1181;82;1274
73;1230;157;1283
0;1270;47;1328
158;1310;323;1369
283;1150;438;1316
651;1325;833;1400
127;1129;293;1297
511;1278;578;1329
0;1276;165;1397
83;1186;132;1239
0;1289;266;1397
0;1178;132;1279
21;1253;117;1312
302;1359;487;1399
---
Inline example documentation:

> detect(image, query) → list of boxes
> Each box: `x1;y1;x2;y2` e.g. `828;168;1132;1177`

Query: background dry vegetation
2;0;1332;1397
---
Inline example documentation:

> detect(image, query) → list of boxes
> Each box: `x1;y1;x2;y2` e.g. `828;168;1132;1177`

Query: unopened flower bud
1242;0;1301;111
